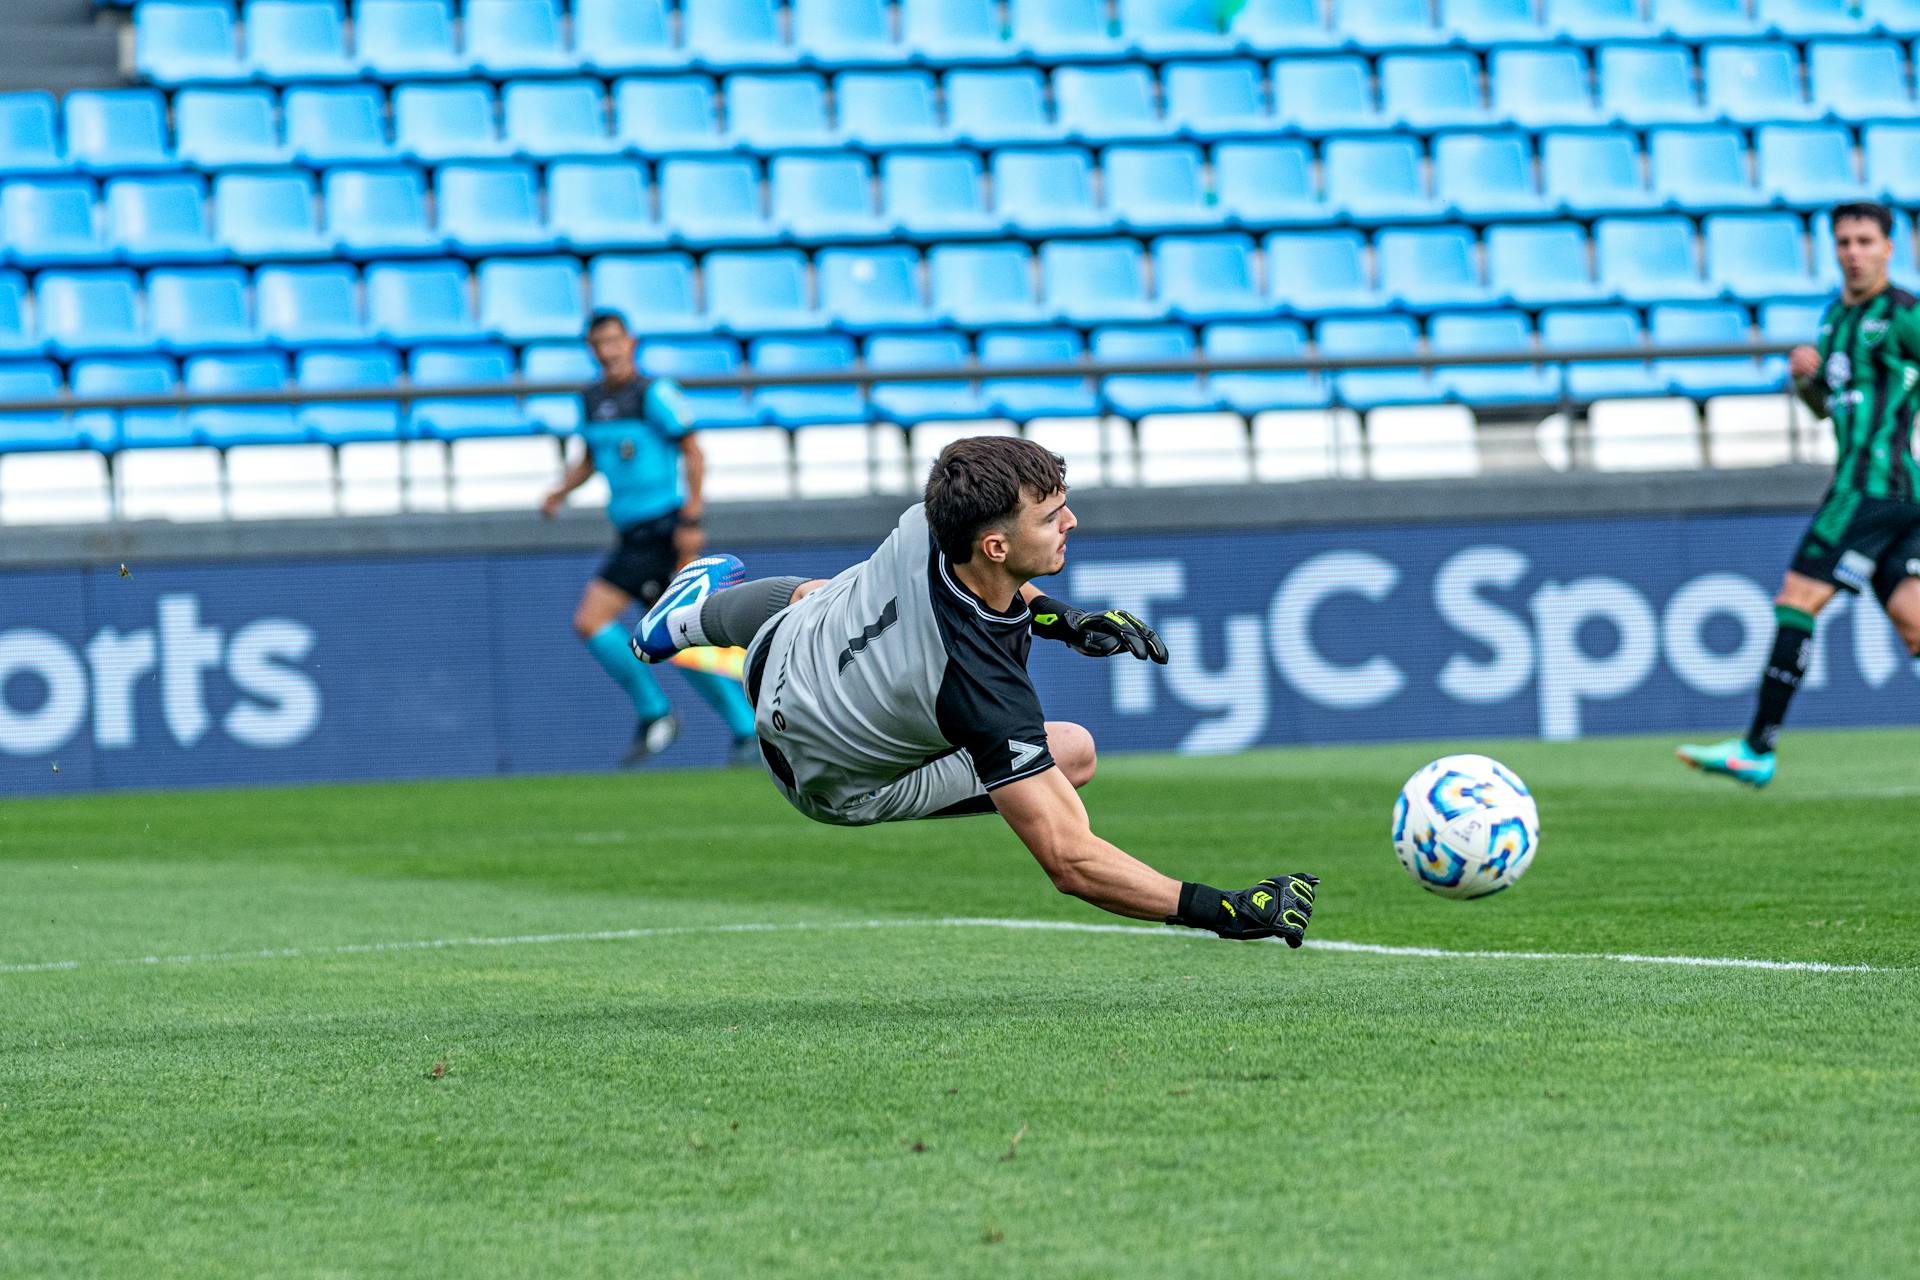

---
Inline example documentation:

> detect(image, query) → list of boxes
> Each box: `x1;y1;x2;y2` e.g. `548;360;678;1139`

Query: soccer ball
1392;755;1540;900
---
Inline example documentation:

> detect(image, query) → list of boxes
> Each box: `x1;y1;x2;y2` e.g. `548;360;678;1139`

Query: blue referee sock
585;622;671;721
679;668;756;740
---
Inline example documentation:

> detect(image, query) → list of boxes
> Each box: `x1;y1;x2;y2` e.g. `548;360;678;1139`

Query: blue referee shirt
579;376;696;528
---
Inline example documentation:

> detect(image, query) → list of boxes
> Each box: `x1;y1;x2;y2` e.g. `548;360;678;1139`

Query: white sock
661;598;710;650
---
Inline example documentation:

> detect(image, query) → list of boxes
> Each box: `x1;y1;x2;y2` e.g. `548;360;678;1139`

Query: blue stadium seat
285;86;394;165
1491;48;1604;128
549;161;665;251
1378;226;1495;311
324;167;444;257
186;352;298;446
946;69;1062;145
795;0;901;67
3;179;112;268
1704;43;1821;124
883;152;998;238
614;76;729;153
466;0;574;76
1042;238;1156;325
1055;65;1176;143
685;0;799;69
1809;40;1914;121
1436;134;1552;219
38;270;149;357
660;158;773;246
174;88;289;167
0;273;40;356
1205;320;1327;413
589;254;705;335
636;339;759;428
1597;216;1719;302
1443;0;1546;42
1649;129;1769;211
574;0;679;74
727;74;837;150
1228;0;1342;49
1214;140;1326;224
367;260;483;344
1107;145;1225;234
1866;0;1920;34
1333;0;1448;47
409;345;524;439
1155;235;1267;321
1431;311;1561;404
980;328;1098;418
1757;125;1872;207
1651;304;1773;395
992;148;1106;236
437;163;558;254
522;343;596;433
1317;316;1432;409
867;331;989;423
1164;60;1271;136
1704;213;1823;300
819;247;933;330
73;357;178;451
771;154;890;241
0;94;66;174
1010;0;1127;60
1759;299;1826;344
1865;124;1920;202
1652;0;1761;37
1262;231;1382;314
356;0;468;79
1095;326;1222;416
1380;54;1491;131
64;90;173;174
1121;0;1237;56
1487;222;1610;305
705;250;826;333
1759;0;1872;36
478;257;584;342
1598;45;1710;126
931;242;1047;326
247;1;356;80
1324;137;1441;222
108;175;222;265
750;336;866;426
1542;131;1662;215
902;0;1021;62
837;72;948;148
136;2;246;84
1274;57;1385;132
503;80;622;159
257;264;366;346
295;345;403;443
1546;0;1657;40
394;82;508;163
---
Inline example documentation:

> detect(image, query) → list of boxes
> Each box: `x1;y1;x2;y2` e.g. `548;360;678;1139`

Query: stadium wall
7;469;1918;795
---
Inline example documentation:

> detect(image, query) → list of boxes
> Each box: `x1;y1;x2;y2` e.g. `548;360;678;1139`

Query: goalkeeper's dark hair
586;309;628;336
923;436;1068;564
1832;201;1894;237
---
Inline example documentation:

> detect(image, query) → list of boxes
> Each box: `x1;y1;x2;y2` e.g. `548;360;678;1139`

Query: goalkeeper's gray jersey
746;503;1057;815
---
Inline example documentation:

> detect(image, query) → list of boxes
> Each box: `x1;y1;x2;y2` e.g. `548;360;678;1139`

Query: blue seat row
132;0;1920;87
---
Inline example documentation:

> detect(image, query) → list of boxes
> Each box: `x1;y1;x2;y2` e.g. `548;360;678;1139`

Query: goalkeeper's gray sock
697;575;810;648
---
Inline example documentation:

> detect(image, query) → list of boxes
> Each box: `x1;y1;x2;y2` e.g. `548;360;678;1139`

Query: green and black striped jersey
1813;287;1920;499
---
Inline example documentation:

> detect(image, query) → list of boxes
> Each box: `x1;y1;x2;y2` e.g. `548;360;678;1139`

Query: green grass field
3;729;1917;1279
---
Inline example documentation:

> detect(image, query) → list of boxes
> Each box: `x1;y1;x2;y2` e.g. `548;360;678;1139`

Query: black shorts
1790;490;1920;604
596;512;680;606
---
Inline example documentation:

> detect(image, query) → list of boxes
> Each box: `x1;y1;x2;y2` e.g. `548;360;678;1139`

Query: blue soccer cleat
630;554;746;663
1675;737;1776;789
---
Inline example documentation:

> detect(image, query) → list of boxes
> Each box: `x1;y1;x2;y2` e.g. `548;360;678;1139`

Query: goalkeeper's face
1003;487;1076;579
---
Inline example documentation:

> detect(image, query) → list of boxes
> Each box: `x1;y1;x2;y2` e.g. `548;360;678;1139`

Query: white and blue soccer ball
1392;755;1540;900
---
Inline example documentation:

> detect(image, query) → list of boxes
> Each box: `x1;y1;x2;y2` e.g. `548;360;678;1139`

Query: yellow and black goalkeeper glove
1169;875;1319;946
1030;596;1169;663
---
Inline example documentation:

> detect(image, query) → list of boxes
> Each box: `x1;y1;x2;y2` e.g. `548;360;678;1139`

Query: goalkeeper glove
1030;596;1169;663
1168;875;1319;946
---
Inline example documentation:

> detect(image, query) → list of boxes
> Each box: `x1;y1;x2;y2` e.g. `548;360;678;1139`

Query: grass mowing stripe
0;915;1891;977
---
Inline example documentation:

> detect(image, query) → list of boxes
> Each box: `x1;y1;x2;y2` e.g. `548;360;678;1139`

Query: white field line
0;917;1888;977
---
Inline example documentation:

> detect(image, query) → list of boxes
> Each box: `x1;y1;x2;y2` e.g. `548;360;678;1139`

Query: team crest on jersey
1826;352;1852;388
1863;318;1890;346
619;438;636;461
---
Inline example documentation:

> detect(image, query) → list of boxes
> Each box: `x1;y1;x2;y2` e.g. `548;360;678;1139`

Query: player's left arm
1018;583;1168;663
540;441;596;519
647;378;706;562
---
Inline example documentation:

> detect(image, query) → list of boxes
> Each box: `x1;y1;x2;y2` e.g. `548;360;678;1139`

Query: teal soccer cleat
629;554;746;663
1675;738;1776;789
